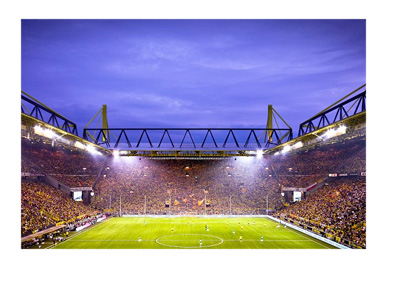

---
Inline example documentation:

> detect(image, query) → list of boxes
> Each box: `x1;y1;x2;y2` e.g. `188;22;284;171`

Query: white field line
67;239;310;242
127;222;261;225
46;218;112;249
46;217;330;249
283;225;331;249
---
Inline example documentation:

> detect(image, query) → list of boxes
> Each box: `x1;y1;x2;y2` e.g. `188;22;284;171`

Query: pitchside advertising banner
306;182;318;191
21;172;45;177
282;187;306;192
70;187;92;191
329;172;366;177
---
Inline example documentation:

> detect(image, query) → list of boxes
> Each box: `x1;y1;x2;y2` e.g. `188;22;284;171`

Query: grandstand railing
21;92;78;136
82;128;293;150
298;90;366;137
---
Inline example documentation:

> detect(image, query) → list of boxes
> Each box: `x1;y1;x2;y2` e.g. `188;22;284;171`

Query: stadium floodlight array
273;141;304;156
322;125;347;140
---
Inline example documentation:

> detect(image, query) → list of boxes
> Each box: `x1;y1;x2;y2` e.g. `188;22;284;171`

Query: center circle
155;234;224;249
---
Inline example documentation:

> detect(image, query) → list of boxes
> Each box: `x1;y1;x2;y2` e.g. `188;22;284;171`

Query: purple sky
21;19;365;133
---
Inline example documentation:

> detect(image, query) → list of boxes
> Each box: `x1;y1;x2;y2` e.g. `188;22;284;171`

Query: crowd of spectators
51;175;97;187
270;135;366;177
89;133;365;217
91;158;285;215
273;177;366;248
21;229;66;249
21;137;104;187
21;129;366;248
21;180;99;236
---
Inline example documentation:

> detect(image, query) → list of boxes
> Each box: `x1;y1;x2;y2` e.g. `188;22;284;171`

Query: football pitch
51;217;336;249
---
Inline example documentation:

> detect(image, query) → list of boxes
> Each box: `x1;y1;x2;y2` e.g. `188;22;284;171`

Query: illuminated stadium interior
21;86;366;250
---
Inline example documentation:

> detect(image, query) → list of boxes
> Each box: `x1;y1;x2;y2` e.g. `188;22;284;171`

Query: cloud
22;20;366;132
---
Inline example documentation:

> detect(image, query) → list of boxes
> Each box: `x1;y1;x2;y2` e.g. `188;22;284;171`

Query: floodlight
293;141;303;149
43;128;57;139
113;150;120;158
256;150;263;159
34;125;43;134
323;129;336;139
86;145;95;153
337;125;347;135
281;145;291;154
74;141;85;149
86;144;101;155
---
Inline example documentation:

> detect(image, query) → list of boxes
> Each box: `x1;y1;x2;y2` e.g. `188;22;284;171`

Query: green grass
52;217;336;249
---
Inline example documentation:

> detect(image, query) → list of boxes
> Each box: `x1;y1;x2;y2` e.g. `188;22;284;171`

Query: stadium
18;19;368;252
21;83;366;250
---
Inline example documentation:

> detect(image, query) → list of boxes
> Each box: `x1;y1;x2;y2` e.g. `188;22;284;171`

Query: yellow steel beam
22;90;67;121
21;113;111;155
303;84;366;125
